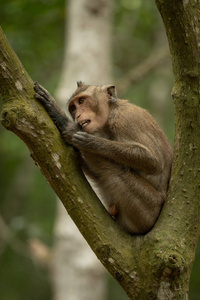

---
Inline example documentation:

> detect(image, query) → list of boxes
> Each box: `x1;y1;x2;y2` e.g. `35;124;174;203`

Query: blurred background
0;0;199;299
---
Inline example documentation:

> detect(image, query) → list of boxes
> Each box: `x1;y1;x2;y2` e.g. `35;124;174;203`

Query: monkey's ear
77;81;85;88
102;85;118;104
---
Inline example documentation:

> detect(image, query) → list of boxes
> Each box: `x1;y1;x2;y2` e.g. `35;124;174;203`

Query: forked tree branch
1;1;200;293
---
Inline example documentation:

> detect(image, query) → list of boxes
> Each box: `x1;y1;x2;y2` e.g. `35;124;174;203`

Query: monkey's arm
34;82;78;143
34;83;161;173
72;132;161;174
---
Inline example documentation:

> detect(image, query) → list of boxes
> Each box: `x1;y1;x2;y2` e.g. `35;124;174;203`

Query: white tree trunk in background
52;0;113;299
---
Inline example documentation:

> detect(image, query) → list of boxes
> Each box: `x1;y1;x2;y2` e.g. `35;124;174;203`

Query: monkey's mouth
79;120;91;128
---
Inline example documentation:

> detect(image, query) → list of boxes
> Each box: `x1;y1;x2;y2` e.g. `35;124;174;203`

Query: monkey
34;81;173;234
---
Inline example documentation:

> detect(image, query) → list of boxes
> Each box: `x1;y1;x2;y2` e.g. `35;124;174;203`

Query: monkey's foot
109;204;118;217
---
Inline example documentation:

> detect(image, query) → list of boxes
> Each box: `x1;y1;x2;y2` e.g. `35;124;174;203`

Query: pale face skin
68;87;110;134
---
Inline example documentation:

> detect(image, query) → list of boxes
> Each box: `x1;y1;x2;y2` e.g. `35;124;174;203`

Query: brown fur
34;81;173;234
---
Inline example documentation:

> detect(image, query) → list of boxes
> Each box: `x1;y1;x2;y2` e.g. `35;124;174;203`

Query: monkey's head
68;82;117;134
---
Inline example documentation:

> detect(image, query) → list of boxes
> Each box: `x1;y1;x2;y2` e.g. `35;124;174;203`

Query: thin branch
0;214;51;269
117;46;170;94
0;213;29;257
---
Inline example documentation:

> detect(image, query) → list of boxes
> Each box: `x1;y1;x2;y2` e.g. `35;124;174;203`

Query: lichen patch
15;80;23;91
77;197;83;204
0;61;7;71
52;153;61;169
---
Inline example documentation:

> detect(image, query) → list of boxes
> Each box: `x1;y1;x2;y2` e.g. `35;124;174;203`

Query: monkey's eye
70;104;76;113
79;97;85;104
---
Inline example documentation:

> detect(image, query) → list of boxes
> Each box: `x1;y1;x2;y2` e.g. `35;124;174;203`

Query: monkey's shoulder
108;99;172;153
109;99;158;130
114;99;153;117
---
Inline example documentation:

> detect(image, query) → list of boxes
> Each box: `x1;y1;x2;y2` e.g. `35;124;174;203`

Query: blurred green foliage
0;1;199;300
0;0;65;92
0;1;64;299
114;1;157;75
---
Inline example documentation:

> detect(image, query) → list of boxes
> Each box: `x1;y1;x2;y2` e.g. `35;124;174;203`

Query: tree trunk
1;0;200;298
52;0;113;299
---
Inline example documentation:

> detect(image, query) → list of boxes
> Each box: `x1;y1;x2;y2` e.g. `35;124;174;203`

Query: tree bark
1;0;200;298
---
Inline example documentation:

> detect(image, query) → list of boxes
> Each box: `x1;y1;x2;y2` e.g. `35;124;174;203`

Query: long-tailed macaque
34;81;173;234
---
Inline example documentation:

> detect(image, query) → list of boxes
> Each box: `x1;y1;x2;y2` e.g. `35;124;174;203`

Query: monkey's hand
72;132;97;150
34;82;57;106
34;82;69;133
34;82;80;146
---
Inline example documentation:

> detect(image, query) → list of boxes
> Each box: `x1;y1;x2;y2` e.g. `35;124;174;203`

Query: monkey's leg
114;172;164;234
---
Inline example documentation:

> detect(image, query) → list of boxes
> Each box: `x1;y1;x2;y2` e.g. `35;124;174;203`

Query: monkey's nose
76;114;81;119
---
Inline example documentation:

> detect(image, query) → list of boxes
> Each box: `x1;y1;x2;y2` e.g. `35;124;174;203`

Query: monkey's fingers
73;131;89;139
72;132;93;149
34;93;50;106
34;82;56;103
34;82;48;94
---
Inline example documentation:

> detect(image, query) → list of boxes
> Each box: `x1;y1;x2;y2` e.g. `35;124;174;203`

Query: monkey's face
68;87;110;134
